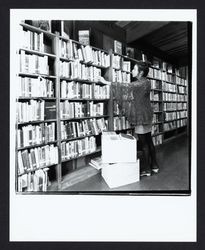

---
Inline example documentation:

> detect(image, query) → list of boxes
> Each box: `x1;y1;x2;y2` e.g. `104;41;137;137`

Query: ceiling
114;21;189;65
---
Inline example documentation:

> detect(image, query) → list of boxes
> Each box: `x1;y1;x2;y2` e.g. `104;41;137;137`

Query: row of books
162;82;176;93
21;29;44;52
93;84;110;99
20;51;49;75
163;102;176;111
60;80;110;99
177;102;187;110
161;72;175;82
60;40;110;68
18;77;54;98
113;116;132;131
61;118;108;139
112;55;121;70
150;91;160;101
178;86;187;94
61;80;92;99
177;111;187;119
18;168;50;192
60;61;102;82
164;122;176;131
163;93;177;101
60;101;87;119
153;114;162;123
18;144;58;175
150;79;161;89
17;100;56;123
148;68;162;79
112;69;131;83
176;76;187;85
17;122;55;148
153;134;163;145
61;136;97;160
60;101;105;119
164;112;177;121
177;95;187;102
89;102;105;117
151;124;161;135
177;119;187;127
112;55;131;72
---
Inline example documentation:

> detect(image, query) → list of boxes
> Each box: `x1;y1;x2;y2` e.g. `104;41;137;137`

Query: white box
101;160;140;188
101;132;137;163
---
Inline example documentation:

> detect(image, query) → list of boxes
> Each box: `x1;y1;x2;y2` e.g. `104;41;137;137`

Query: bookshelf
16;22;111;192
15;21;189;192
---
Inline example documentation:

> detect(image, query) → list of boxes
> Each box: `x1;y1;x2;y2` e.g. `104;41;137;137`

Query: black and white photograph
9;9;196;242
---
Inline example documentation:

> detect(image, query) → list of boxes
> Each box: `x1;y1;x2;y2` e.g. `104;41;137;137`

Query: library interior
15;20;191;193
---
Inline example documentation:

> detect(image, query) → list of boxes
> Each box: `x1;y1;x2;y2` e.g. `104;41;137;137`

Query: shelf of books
17;23;59;192
16;22;112;192
148;58;188;144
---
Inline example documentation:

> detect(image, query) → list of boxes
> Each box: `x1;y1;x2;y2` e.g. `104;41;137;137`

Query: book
78;30;90;46
44;102;56;120
114;40;122;54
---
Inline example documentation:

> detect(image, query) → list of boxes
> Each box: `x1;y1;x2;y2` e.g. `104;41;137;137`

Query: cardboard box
101;132;137;163
101;160;140;188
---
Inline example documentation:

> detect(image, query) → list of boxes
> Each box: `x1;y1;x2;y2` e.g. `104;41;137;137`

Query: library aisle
14;20;191;194
60;134;189;192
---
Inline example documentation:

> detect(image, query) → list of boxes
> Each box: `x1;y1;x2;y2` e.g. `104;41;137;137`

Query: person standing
126;61;159;176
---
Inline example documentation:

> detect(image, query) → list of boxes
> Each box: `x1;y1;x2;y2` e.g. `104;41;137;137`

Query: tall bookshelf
16;21;111;192
15;21;188;192
148;59;188;144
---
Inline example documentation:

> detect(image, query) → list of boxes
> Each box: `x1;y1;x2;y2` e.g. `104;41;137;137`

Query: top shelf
59;36;109;54
20;22;56;38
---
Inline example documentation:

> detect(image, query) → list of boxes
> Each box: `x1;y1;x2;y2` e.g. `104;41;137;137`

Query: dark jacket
115;77;153;126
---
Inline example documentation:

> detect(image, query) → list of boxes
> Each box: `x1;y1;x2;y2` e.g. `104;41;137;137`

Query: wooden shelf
151;88;162;92
147;76;162;81
162;90;177;94
18;97;56;101
17;140;58;151
60;98;109;102
163;100;177;103
19;48;56;58
20;22;56;38
61;133;102;142
18;163;57;177
161;80;176;84
61;147;101;163
164;110;177;112
19;72;57;79
60;77;109;85
60;115;109;121
18;119;57;126
154;111;163;113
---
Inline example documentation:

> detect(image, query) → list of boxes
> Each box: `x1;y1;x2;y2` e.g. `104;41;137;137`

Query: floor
61;134;190;193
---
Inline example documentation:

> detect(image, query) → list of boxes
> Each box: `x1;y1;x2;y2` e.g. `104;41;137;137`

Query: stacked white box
101;132;140;188
101;132;137;163
101;160;140;188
